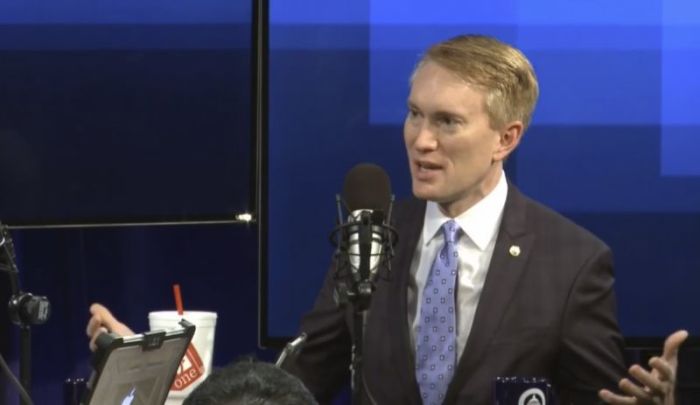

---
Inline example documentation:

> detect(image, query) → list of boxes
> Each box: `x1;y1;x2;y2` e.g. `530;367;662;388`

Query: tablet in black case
82;319;196;405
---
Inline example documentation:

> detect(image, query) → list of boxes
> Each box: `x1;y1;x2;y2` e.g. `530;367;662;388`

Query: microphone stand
351;210;373;405
331;197;396;405
19;326;31;404
274;333;307;368
350;306;367;405
1;223;50;405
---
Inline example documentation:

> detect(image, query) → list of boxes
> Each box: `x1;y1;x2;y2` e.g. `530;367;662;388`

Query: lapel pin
509;245;521;257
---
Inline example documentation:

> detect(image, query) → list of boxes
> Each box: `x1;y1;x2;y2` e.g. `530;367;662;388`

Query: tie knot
442;220;460;244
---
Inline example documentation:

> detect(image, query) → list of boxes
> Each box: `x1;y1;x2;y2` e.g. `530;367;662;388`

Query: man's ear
493;121;524;162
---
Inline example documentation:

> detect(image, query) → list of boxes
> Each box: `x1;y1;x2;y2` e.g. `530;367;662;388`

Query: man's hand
599;330;688;405
86;303;135;351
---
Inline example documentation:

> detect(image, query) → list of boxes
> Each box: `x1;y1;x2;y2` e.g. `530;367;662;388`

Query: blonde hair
413;35;539;131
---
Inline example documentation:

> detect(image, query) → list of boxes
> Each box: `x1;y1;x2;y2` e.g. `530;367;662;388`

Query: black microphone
343;163;392;282
330;163;398;309
342;163;392;214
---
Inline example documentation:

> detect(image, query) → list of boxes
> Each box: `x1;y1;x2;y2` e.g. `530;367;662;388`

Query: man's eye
439;117;459;128
407;110;423;122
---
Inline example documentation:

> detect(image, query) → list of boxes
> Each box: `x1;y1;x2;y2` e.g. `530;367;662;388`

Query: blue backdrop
265;0;700;341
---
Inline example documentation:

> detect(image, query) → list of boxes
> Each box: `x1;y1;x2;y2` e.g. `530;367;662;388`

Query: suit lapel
387;199;425;404
444;185;535;403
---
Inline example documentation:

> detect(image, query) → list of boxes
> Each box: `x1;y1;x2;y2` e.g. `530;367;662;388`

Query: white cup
148;310;217;405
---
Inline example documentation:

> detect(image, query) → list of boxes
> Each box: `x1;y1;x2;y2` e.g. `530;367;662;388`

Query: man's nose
414;124;438;151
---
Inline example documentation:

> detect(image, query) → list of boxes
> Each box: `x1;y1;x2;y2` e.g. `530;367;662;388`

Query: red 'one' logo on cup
171;344;205;391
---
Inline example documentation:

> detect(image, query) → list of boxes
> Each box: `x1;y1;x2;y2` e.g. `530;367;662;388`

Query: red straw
173;284;184;315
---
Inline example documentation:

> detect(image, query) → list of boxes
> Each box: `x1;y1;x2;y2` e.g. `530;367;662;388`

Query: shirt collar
422;170;508;251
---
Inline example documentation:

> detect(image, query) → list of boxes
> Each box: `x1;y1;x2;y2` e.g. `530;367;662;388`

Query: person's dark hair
183;358;317;405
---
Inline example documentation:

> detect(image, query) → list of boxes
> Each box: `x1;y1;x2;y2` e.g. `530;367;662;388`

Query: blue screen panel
663;1;700;24
266;0;700;343
516;125;700;212
661;39;700;175
271;0;368;24
516;0;660;25
0;0;248;24
371;0;517;24
0;0;253;225
661;127;700;176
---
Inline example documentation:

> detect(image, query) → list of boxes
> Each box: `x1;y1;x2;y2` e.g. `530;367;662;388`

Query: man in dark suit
279;35;667;405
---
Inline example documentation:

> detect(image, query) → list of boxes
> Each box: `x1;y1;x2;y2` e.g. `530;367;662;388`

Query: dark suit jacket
285;186;626;405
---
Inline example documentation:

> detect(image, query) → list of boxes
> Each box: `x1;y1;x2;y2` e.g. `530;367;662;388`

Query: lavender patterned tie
415;219;460;405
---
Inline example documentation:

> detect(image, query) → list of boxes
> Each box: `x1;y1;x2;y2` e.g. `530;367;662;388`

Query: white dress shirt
407;171;508;360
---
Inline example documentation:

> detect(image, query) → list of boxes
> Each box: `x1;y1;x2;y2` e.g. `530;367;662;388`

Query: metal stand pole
350;308;365;405
20;325;31;405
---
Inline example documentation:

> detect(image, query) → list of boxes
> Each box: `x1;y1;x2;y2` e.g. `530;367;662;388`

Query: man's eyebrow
405;103;466;120
433;110;465;120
